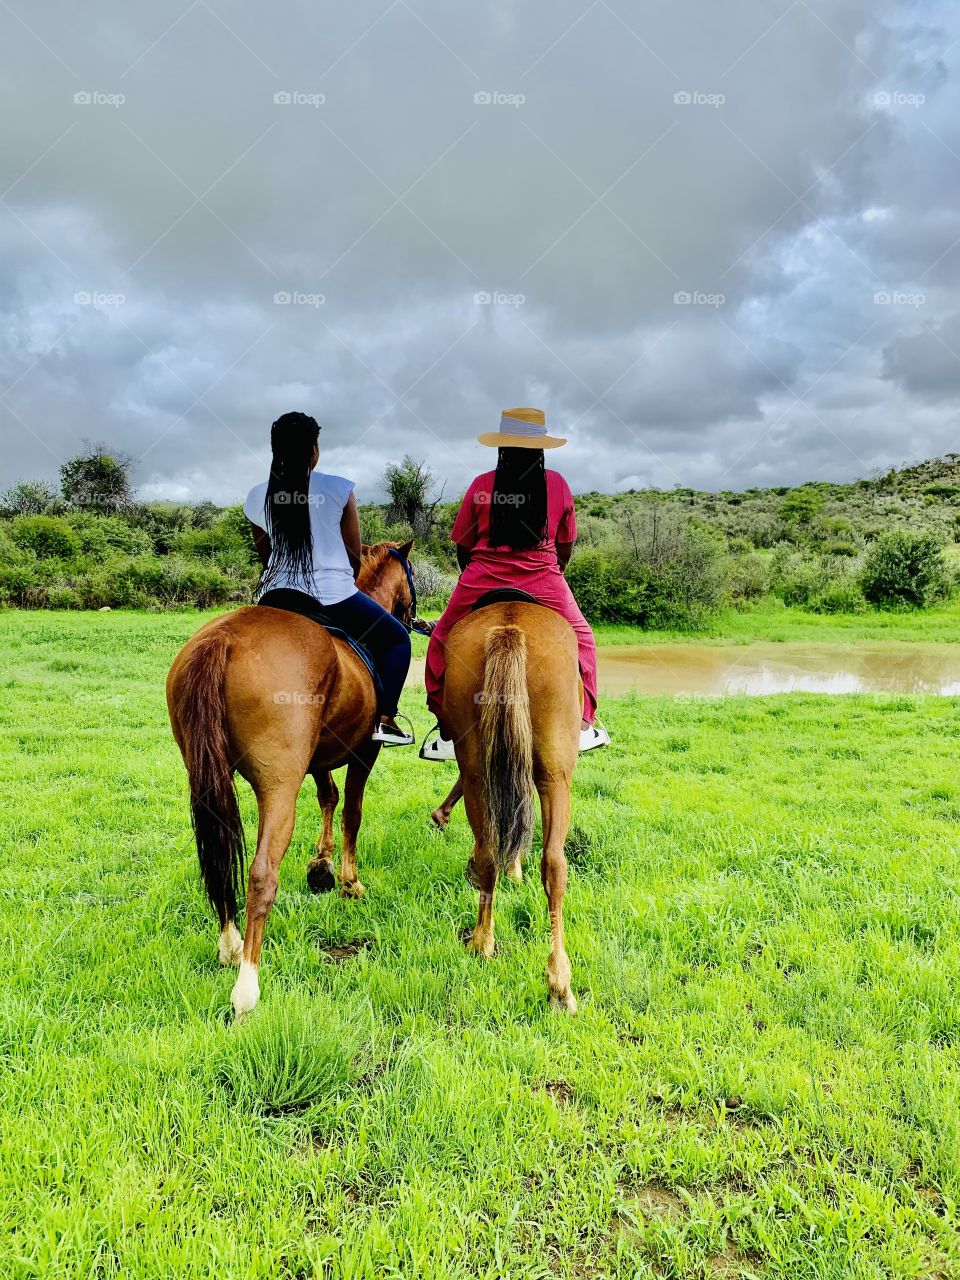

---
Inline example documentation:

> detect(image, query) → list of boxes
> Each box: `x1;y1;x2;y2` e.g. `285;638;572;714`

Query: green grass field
3;609;960;1279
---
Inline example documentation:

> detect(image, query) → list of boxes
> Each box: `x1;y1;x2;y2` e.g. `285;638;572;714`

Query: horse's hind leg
538;777;576;1014
462;775;497;958
306;769;339;893
431;774;463;831
339;744;379;899
231;783;299;1019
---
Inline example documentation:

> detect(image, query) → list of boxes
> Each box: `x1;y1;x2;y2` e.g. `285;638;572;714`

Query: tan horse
166;541;414;1019
443;600;581;1012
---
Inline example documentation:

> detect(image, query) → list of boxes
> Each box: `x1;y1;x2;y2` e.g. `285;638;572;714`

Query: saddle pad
257;590;383;709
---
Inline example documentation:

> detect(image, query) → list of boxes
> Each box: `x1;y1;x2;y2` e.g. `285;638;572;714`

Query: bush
729;551;771;602
861;530;949;608
0;481;63;516
64;512;152;557
10;515;81;560
125;503;195;554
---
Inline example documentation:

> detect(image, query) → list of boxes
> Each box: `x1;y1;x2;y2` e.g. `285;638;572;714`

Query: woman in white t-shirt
243;412;413;746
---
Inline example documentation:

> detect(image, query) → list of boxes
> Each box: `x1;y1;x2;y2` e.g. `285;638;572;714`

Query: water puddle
409;643;960;698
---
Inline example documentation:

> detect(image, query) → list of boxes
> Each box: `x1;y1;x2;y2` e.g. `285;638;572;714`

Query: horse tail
174;629;245;925
479;625;534;872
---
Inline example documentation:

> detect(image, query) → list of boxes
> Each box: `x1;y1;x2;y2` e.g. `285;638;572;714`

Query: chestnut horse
166;541;415;1019
443;601;581;1012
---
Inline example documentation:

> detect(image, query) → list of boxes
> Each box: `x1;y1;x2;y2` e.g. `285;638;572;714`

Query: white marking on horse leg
218;922;243;966
231;960;260;1019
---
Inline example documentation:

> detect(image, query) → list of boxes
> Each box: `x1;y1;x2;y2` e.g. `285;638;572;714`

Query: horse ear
398;539;414;559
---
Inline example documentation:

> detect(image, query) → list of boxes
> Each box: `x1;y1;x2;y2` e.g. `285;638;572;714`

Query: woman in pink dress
421;407;609;761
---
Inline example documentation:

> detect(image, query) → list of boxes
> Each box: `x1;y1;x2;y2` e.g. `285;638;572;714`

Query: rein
387;547;418;632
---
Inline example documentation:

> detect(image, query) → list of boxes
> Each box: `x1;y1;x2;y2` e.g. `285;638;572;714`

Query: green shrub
125;503;195;554
64;512;152;557
861;530;948;608
729;551;771;602
10;515;81;560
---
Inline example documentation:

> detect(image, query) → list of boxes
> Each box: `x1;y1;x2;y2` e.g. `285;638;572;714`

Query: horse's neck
356;559;394;612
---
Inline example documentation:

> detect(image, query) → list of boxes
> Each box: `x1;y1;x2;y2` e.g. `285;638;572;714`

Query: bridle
387;547;419;632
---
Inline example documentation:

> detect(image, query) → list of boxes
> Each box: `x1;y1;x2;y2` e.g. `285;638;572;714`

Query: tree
0;480;61;516
383;455;444;539
860;530;948;608
60;441;134;513
778;486;823;528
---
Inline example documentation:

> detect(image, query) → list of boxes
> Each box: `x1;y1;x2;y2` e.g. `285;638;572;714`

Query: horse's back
167;605;376;778
445;602;581;740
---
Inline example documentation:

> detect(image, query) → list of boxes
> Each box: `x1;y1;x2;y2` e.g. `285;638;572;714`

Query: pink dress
425;469;598;724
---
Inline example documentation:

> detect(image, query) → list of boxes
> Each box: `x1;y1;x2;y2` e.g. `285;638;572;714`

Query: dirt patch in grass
707;1242;764;1277
319;938;373;963
631;1181;686;1222
539;1079;575;1106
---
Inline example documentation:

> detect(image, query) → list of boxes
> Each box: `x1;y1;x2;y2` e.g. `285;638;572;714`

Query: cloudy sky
0;0;957;504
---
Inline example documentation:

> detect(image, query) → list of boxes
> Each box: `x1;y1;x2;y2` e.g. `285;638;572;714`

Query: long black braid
488;447;548;550
260;411;320;593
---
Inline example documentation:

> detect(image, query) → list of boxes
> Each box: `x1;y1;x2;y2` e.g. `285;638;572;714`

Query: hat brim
477;432;567;449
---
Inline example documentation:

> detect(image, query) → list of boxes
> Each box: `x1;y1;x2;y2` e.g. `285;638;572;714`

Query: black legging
259;588;411;716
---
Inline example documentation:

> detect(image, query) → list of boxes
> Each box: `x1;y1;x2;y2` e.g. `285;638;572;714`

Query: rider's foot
419;726;457;762
579;719;610;752
372;714;415;747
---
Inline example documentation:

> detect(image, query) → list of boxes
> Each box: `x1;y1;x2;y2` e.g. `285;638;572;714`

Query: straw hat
477;407;567;450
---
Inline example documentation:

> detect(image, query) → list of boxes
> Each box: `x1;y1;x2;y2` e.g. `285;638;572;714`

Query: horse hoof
340;880;365;899
307;860;337;894
231;962;260;1020
549;990;578;1016
463;928;495;959
431;808;450;831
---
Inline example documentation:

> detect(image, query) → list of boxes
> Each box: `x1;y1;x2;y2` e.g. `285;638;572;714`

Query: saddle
470;587;542;613
257;591;383;709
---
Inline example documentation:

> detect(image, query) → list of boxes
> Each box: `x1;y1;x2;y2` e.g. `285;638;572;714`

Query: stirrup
419;725;457;762
372;713;416;747
579;720;610;752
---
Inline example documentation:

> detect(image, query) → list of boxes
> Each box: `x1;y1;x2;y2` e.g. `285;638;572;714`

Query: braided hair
260;411;320;592
488;447;548;550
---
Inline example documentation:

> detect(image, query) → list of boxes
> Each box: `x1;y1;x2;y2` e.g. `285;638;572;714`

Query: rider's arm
340;492;363;580
556;540;574;573
249;522;271;569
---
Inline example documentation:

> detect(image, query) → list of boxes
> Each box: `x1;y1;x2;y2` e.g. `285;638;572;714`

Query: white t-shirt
243;470;357;604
